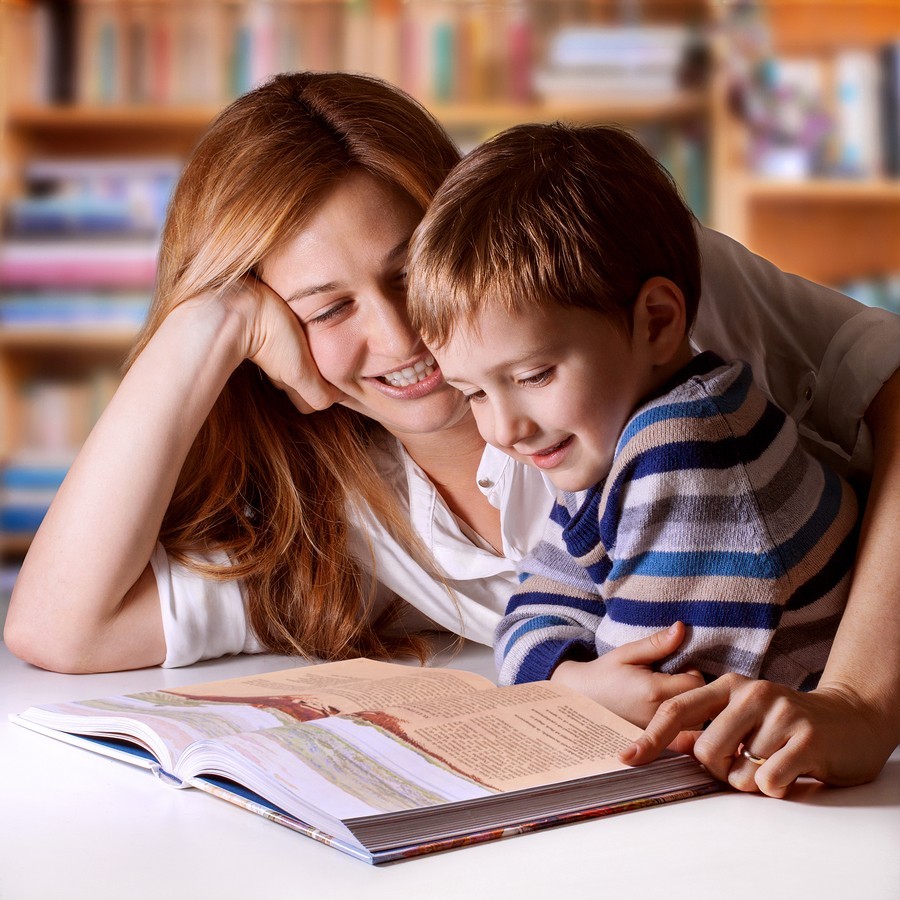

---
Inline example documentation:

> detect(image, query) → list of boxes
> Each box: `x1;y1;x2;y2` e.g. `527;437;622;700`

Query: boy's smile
434;303;660;492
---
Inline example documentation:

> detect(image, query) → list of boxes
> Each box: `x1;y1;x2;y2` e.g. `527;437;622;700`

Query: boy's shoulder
618;353;752;446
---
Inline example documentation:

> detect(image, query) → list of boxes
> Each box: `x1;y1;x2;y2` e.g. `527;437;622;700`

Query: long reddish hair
129;73;461;660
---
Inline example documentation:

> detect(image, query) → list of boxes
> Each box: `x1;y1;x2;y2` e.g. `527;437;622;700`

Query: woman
6;72;900;797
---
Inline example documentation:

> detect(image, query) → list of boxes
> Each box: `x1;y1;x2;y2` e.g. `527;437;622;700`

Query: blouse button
477;478;494;489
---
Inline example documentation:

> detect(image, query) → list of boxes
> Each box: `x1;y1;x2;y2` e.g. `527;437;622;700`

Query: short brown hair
408;122;701;346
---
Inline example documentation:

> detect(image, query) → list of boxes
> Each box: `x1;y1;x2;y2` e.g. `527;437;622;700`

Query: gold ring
741;747;767;766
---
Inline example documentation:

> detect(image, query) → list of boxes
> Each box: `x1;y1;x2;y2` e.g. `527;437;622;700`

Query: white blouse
154;226;900;667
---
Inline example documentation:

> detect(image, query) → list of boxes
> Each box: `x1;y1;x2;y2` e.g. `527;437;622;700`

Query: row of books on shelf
8;0;703;109
1;461;67;535
5;158;181;237
0;369;119;536
0;293;150;331
1;158;168;289
744;43;900;180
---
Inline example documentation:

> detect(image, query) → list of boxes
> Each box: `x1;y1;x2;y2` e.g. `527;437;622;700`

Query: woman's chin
339;385;471;437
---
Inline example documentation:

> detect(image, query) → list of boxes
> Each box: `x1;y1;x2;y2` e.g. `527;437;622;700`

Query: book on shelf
10;657;721;865
0;291;150;330
533;25;692;101
0;239;158;288
0;457;71;535
880;41;900;178
833;49;883;178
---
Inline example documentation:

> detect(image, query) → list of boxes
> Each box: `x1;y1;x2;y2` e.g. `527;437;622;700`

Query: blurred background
1;0;900;613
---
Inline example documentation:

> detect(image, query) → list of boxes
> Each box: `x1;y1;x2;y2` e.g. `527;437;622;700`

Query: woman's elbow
4;610;96;674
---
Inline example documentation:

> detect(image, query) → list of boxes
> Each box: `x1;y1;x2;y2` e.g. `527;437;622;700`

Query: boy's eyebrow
283;238;410;304
443;342;557;384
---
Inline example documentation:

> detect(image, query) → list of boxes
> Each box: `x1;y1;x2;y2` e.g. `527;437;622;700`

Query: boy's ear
632;277;688;365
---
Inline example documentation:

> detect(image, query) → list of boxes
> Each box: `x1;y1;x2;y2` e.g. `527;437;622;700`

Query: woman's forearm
4;298;246;672
820;368;900;742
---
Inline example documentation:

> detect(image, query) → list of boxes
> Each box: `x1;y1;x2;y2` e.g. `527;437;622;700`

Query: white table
2;641;898;900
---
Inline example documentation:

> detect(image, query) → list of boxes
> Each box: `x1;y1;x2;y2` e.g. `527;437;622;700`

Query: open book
10;658;720;864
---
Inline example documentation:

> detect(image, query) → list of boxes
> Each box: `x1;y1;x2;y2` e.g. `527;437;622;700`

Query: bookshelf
714;1;900;288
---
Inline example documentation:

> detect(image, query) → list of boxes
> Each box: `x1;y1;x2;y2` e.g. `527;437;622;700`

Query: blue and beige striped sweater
495;353;858;691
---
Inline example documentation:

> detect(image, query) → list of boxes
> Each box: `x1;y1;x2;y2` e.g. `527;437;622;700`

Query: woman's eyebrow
280;239;411;304
285;281;343;304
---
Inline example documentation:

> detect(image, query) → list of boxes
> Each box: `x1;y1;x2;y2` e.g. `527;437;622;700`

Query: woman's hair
129;72;460;661
408;122;701;347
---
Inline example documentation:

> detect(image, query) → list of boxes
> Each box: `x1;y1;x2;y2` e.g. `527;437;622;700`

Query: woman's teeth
381;355;435;387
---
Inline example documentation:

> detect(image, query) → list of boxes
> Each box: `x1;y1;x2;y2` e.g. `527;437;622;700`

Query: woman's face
258;172;469;438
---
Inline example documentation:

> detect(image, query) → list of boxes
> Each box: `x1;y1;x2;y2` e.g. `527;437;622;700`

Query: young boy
406;123;858;727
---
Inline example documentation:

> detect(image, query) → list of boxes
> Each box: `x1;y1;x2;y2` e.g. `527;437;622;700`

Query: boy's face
435;303;657;492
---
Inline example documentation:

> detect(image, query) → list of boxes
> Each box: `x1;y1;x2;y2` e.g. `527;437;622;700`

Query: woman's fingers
619;675;737;766
230;276;344;413
655;670;707;702
622;673;896;796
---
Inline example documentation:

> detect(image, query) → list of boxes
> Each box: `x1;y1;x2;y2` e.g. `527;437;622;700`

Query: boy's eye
519;368;554;387
464;389;487;404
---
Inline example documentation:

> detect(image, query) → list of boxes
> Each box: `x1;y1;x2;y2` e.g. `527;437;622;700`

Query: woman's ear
632;276;688;366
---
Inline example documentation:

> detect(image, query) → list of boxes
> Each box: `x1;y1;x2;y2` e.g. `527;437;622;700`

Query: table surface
2;641;898;900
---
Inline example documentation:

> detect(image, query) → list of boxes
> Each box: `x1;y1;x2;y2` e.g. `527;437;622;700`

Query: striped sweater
495;353;858;691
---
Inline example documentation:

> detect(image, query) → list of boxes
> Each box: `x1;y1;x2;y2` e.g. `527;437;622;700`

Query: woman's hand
619;674;897;797
551;622;705;728
222;276;345;413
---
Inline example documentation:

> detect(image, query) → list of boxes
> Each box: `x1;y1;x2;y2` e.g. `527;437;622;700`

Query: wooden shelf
741;177;900;203
430;91;710;128
0;328;140;350
9;90;710;135
8;105;222;131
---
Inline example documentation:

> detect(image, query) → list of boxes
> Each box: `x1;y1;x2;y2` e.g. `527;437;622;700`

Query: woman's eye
464;389;487;404
309;300;350;324
519;368;554;387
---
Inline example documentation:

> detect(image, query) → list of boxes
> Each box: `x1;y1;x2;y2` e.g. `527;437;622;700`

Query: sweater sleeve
494;498;603;685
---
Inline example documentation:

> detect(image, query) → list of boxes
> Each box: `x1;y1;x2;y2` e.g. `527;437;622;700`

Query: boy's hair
408;122;701;346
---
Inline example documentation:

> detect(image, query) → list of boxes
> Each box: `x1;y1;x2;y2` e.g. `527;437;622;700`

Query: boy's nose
493;405;537;450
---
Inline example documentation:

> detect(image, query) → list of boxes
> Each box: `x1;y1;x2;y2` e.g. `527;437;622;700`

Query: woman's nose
366;289;419;358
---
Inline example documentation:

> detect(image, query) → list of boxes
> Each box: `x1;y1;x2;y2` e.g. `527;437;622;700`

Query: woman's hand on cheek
226;276;345;413
619;674;896;798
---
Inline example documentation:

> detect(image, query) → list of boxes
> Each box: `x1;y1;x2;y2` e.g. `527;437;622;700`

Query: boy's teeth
382;355;435;387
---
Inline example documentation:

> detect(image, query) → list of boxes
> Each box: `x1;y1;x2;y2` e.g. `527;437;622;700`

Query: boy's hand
550;622;705;728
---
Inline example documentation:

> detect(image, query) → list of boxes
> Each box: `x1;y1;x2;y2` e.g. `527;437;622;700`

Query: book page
345;681;644;793
170;658;495;722
17;660;493;771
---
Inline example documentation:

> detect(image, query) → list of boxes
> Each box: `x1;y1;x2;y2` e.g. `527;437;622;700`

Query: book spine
833;49;883;177
880;42;900;178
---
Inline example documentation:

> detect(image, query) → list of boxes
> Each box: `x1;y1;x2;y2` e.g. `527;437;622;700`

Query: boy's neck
642;339;695;405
